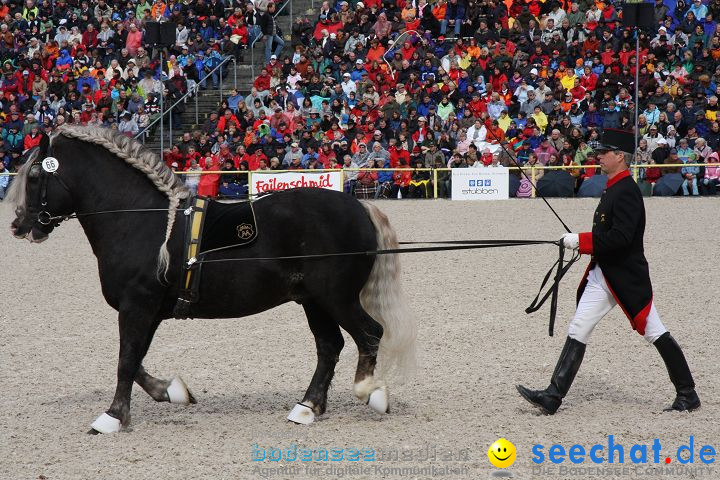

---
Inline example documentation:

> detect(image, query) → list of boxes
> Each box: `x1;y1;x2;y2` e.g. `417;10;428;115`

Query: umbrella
577;174;608;197
652;173;683;196
508;175;520;197
536;170;575;198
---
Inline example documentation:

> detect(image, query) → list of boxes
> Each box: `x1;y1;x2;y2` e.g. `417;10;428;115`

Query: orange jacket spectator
432;1;447;21
151;0;168;19
366;44;386;64
392;169;412;187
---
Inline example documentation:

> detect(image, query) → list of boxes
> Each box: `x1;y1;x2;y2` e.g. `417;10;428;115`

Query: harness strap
173;196;209;319
525;244;580;336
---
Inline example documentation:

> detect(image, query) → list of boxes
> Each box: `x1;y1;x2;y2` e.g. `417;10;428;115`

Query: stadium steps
141;0;317;153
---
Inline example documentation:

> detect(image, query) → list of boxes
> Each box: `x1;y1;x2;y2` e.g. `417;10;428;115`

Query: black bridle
24;157;72;228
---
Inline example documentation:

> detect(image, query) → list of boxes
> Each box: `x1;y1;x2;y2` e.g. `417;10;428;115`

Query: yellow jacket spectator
532;106;548;132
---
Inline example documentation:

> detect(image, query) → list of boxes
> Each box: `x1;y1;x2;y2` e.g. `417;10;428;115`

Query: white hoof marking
287;403;315;425
167;377;192;404
368;386;389;414
90;413;122;434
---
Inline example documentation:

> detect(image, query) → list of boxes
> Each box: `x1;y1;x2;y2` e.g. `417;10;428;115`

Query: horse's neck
73;162;172;257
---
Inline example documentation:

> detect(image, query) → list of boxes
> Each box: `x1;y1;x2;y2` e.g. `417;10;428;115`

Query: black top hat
594;128;635;153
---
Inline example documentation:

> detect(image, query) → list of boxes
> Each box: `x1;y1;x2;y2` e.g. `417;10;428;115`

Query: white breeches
568;265;667;344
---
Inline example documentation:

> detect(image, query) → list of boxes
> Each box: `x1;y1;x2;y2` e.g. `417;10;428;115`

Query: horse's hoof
287;403;315;425
368;386;389;414
167;377;194;405
89;412;122;434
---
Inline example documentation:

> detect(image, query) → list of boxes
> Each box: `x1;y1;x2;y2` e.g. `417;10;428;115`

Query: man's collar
606;168;630;188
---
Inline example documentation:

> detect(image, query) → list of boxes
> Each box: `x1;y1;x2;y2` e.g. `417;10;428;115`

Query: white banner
250;171;344;195
451;167;510;200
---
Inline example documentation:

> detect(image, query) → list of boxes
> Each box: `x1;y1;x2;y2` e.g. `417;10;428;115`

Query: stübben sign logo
464;178;500;196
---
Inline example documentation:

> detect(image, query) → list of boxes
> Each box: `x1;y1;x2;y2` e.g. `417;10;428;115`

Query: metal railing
163;163;720;200
249;0;292;80
135;55;237;152
3;164;716;200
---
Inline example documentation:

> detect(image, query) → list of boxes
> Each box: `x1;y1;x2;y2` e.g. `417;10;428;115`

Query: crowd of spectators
165;0;720;199
3;0;720;201
0;0;264;199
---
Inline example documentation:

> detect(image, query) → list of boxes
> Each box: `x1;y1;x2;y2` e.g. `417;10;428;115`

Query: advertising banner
250;171;344;196
451;167;510;200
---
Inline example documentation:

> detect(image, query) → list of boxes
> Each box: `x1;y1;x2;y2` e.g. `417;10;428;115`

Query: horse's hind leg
331;301;389;414
133;319;196;405
287;301;344;425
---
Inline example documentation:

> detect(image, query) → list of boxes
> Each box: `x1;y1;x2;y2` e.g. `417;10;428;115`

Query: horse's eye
28;164;41;178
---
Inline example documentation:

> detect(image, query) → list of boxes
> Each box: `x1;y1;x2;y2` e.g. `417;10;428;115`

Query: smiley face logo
488;438;516;469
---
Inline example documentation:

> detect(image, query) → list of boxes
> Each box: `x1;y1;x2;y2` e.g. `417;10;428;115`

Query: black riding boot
516;336;586;415
654;332;701;411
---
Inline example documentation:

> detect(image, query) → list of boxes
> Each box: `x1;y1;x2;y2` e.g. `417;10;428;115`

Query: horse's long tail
360;202;417;382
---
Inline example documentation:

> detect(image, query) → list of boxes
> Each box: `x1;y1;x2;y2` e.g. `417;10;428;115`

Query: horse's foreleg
288;301;344;425
89;307;158;434
134;319;196;405
135;366;197;404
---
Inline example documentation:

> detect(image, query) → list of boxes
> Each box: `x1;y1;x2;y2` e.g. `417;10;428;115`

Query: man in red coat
517;135;700;415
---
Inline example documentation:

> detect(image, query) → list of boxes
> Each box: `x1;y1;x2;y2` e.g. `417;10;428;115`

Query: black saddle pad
198;199;258;254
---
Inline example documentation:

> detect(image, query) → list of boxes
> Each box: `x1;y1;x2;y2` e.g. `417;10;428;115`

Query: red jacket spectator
82;26;99;49
388;145;410;168
580;71;598;92
198;156;221;197
216;112;241;132
247;149;267;171
253;69;271;92
24;132;42;151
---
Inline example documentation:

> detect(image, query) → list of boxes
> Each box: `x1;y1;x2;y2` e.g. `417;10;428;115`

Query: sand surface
1;198;718;480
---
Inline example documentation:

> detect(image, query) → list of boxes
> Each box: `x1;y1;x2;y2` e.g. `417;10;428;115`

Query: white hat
356;59;363;65
343;72;351;77
657;138;668;144
418;116;427;122
330;32;337;38
270;54;277;59
530;68;538;75
356;1;364;7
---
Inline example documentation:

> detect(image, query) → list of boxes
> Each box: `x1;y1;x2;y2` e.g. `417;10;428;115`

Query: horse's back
188;188;379;319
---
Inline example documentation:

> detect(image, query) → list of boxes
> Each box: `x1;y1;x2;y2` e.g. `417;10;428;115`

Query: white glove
561;233;579;250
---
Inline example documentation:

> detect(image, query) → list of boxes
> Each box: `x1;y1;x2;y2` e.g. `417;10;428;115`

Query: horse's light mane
5;149;39;212
56;125;190;278
57;125;190;199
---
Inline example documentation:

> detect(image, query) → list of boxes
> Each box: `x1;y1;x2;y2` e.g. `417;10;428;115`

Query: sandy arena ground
1;197;718;480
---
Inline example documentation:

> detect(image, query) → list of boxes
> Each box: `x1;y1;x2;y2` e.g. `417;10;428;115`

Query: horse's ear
39;133;50;158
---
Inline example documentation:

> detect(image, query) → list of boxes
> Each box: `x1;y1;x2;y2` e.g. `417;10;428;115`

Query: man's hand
561;233;579;250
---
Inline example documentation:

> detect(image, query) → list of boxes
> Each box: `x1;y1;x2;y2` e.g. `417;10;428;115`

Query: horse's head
8;135;74;243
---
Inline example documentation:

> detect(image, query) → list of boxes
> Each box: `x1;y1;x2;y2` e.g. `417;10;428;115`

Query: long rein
39;206;579;337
